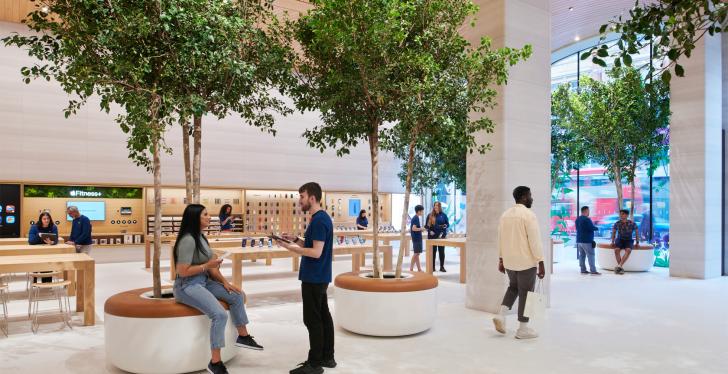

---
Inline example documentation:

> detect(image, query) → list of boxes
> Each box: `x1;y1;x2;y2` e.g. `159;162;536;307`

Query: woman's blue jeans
173;273;248;349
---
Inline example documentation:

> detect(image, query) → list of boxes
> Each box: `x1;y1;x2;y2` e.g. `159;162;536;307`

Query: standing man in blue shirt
574;206;600;275
279;182;335;374
66;206;92;254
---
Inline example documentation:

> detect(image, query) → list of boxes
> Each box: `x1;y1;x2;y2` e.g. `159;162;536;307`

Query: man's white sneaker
515;327;539;339
492;316;506;334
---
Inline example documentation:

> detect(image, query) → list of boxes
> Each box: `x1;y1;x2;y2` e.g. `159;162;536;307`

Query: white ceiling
551;0;659;52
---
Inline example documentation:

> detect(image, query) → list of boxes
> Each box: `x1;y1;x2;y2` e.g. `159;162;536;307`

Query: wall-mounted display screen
0;184;21;238
120;207;132;215
67;201;106;221
348;199;361;217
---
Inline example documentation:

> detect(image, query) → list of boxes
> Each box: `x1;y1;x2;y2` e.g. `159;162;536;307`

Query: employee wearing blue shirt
278;182;335;374
355;209;368;230
66;206;92;254
574;206;600;275
218;204;234;232
28;212;59;245
28;211;59;283
425;202;449;272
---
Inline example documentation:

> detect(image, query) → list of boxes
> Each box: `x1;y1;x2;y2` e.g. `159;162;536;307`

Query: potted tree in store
292;0;530;336
4;1;292;373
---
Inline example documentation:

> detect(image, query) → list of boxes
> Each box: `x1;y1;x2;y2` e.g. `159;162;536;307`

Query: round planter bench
334;271;438;337
596;243;655;272
552;239;565;263
104;287;238;374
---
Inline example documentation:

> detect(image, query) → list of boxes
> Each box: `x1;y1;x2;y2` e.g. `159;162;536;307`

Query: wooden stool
30;279;73;333
0;274;9;336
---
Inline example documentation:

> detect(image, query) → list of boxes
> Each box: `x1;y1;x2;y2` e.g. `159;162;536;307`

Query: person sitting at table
28;212;59;245
173;203;263;374
28;211;59;283
356;209;368;230
218;204;235;232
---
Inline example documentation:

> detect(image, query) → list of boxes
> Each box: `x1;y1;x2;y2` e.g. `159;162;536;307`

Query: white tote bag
523;279;546;320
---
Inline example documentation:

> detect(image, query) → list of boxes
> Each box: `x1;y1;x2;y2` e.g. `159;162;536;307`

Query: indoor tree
291;0;530;278
161;0;295;204
3;0;183;298
583;0;727;84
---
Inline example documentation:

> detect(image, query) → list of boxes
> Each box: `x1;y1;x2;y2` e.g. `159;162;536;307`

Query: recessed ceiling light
569;6;574;11
574;35;580;41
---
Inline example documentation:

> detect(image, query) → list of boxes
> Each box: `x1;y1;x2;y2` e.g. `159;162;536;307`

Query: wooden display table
0;243;76;256
169;244;393;289
333;229;372;236
426;237;467;283
358;232;410;256
0;237;65;245
145;233;255;268
0;253;95;325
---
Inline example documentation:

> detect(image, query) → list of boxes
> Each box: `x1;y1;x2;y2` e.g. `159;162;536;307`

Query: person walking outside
278;182;335;374
574;206;600;275
611;209;639;274
425;202;449;272
492;186;545;340
66;206;92;254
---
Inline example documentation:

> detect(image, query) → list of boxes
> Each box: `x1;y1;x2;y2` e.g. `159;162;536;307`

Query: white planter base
334;287;437;337
105;313;238;374
597;247;655;272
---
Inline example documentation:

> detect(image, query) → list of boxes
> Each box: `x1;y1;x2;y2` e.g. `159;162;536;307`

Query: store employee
67;206;93;254
28;212;59;245
356;209;368;230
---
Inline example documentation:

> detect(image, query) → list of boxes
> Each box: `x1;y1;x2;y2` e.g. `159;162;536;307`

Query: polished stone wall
465;0;552;312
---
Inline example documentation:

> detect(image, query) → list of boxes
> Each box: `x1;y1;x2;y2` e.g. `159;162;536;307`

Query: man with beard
492;186;546;339
278;182;335;374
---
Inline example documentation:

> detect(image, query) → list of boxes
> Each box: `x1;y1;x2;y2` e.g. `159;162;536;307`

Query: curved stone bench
335;271;438;337
596;243;655;272
105;287;238;374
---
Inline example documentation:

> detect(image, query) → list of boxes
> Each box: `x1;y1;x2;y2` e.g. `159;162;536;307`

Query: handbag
523;279;546;320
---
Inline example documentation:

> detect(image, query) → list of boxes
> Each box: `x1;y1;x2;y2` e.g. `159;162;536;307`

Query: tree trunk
192;114;202;203
182;119;193;204
369;128;381;278
629;156;638;221
395;136;417;278
152;135;163;299
613;165;623;213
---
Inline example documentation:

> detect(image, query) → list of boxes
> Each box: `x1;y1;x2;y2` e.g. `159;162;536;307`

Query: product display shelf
146;215;243;236
60;232;145;246
244;191;309;236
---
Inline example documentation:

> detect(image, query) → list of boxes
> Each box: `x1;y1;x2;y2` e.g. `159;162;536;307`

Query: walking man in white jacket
492;186;546;339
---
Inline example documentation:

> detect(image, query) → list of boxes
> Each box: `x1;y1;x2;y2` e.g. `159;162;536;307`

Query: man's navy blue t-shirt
410;215;422;241
299;210;334;284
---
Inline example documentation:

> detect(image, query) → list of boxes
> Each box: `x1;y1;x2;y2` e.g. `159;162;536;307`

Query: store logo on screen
70;190;102;197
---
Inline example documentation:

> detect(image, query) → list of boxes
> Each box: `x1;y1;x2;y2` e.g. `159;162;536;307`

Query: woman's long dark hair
36;212;54;229
358;209;366;219
219;204;232;218
173;204;210;264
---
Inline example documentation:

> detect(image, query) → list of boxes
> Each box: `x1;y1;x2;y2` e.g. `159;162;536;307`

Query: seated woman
172;204;263;374
356;209;368;230
28;212;58;282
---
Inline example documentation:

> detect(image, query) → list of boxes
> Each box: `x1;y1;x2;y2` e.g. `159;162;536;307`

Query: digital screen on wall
0;184;22;238
348;199;361;217
67;201;106;221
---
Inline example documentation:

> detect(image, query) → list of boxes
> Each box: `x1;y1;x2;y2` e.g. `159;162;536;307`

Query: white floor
1;246;727;374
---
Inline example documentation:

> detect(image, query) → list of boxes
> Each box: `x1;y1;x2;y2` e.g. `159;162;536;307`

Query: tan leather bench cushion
105;287;229;318
597;243;654;250
335;271;438;293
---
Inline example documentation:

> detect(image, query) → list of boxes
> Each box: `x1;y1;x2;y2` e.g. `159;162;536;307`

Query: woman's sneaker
235;335;264;350
207;360;229;374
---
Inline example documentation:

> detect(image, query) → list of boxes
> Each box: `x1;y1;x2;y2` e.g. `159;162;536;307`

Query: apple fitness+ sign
24;185;143;199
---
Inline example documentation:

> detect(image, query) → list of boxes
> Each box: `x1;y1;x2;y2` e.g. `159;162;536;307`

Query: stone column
464;0;551;312
670;35;723;279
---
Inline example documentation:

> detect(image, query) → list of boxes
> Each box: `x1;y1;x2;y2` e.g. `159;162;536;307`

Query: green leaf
599;24;608;34
661;70;672;84
674;64;685;77
622;53;632;66
596;49;609;57
592;57;607;67
667;49;679;60
580;51;592;60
